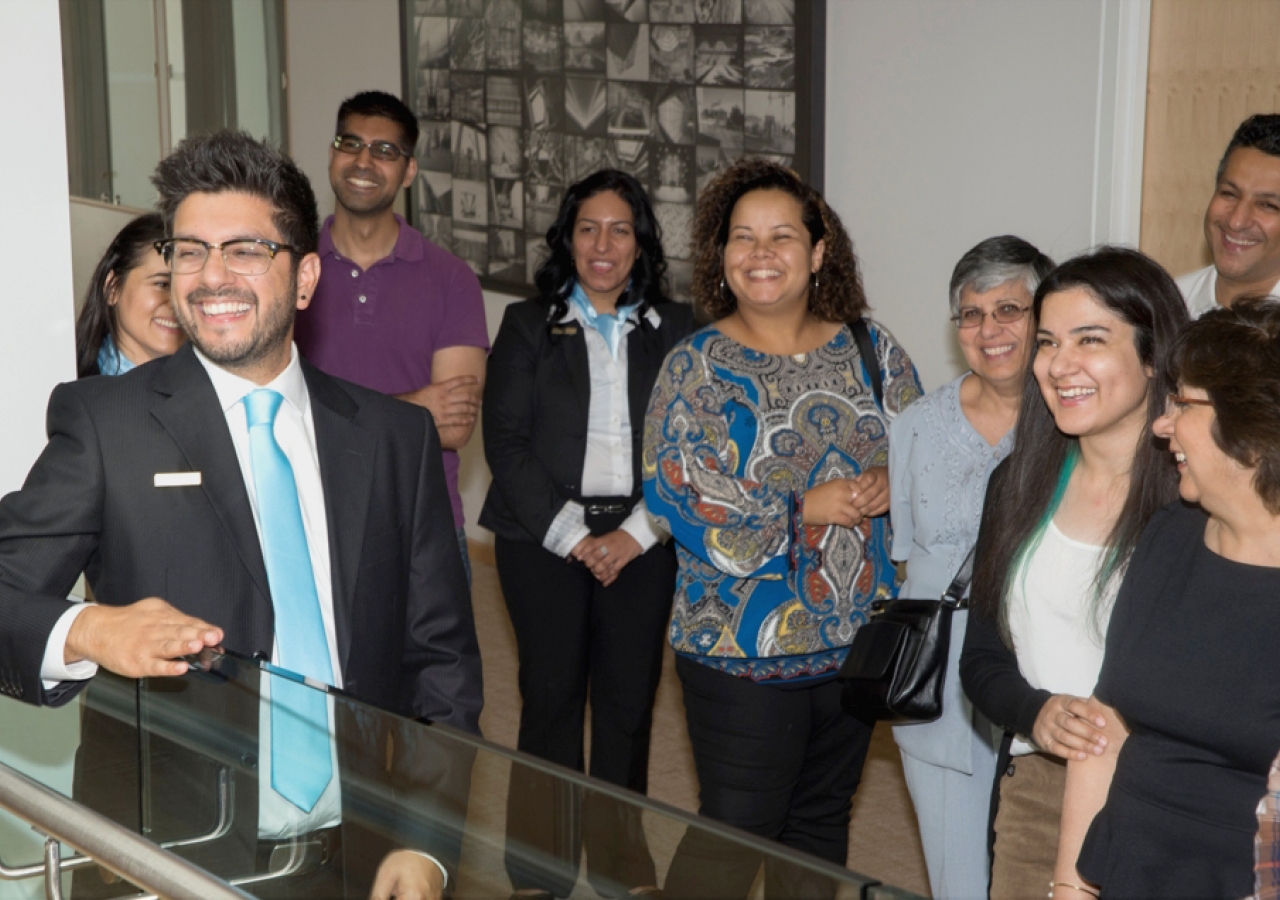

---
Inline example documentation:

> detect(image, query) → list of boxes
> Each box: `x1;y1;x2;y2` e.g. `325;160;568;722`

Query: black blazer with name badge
0;344;482;891
0;343;481;727
480;297;697;544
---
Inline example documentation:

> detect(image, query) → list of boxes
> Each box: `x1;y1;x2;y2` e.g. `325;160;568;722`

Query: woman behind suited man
480;169;696;899
74;213;184;377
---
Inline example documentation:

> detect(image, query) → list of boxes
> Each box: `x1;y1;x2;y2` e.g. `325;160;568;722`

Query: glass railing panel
6;652;926;899
0;696;83;899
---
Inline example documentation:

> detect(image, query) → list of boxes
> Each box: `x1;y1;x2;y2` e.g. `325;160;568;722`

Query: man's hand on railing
370;850;445;900
64;597;223;677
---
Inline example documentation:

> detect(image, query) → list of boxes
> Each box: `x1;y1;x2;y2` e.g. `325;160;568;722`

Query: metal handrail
0;761;253;900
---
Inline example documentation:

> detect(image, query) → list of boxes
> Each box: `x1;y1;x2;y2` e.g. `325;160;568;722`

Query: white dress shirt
542;305;664;557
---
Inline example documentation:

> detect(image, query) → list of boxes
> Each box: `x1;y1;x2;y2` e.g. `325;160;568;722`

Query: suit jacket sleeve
482;303;572;542
0;382;104;707
959;464;1051;737
401;409;483;734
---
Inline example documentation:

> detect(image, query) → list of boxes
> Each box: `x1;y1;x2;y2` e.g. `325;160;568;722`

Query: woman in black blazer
482;169;695;900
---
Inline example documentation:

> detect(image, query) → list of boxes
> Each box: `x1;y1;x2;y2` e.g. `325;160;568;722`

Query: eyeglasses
154;238;297;276
951;304;1031;329
332;135;411;162
1165;394;1213;414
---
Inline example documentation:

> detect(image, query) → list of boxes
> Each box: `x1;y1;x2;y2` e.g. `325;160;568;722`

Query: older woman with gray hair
888;235;1054;899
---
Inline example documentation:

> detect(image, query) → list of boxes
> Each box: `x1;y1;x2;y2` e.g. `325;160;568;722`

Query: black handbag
838;547;975;723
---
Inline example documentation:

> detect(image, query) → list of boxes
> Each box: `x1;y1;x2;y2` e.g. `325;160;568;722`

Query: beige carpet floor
457;550;931;899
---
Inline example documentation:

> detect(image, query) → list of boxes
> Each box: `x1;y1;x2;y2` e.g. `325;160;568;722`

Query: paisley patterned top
643;321;922;682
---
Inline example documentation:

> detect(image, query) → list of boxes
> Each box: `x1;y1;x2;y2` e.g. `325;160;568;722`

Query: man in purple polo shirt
296;91;488;579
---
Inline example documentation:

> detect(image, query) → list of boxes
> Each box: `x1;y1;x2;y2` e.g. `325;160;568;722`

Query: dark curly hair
534;168;668;321
691;157;867;322
74;213;167;378
152;130;319;258
1170;295;1280;513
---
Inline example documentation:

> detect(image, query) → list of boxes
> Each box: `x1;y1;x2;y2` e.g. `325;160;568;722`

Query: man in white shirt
1178;114;1280;316
0;131;478;899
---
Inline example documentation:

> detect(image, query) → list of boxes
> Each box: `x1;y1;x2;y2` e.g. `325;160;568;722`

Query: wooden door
1140;0;1280;278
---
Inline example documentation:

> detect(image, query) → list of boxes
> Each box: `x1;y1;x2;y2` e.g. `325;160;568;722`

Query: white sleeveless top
1007;520;1117;755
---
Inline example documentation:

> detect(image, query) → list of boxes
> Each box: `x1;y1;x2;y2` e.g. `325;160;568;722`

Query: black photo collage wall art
403;0;820;302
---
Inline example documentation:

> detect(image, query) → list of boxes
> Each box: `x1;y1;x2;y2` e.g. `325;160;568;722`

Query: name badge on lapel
154;472;202;487
550;325;579;336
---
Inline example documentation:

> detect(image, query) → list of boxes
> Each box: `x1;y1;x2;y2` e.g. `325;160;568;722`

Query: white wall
828;0;1148;392
285;0;404;220
0;5;83;895
1;8;77;488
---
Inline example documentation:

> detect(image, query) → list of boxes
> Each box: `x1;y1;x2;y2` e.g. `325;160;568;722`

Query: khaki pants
990;751;1067;900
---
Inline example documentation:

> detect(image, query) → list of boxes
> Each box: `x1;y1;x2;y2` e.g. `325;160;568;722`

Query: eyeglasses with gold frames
1165;394;1213;415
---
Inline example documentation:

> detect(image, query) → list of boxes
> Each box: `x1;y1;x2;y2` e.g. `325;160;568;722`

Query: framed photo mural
402;0;825;302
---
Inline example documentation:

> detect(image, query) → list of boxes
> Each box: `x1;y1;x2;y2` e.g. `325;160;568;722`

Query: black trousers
497;536;677;898
662;657;874;900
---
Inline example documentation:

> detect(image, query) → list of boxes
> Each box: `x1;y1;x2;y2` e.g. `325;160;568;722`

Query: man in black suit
0;131;480;899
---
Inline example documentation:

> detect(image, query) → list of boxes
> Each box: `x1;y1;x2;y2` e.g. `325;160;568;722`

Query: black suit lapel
303;362;374;678
627;310;664;430
149;347;272;624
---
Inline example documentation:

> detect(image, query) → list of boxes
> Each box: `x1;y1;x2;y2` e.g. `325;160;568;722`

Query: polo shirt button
359;295;367;304
351;270;358;278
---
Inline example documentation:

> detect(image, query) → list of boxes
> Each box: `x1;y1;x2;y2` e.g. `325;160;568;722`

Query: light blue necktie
244;388;334;813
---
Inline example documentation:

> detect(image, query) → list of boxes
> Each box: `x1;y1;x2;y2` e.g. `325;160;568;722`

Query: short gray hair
949;235;1055;316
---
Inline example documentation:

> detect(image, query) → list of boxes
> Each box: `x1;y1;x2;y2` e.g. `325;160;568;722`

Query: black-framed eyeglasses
951;304;1031;329
1165;394;1214;414
154;238;297;276
332;135;411;162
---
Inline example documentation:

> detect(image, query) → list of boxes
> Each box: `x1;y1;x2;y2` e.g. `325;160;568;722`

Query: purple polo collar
318;214;424;265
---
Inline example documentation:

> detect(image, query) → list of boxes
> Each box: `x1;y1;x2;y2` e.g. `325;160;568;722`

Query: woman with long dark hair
960;247;1188;899
74;213;182;377
481;169;695;900
644;158;922;898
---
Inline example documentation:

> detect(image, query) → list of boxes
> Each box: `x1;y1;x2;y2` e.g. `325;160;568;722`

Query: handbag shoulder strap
850;317;884;410
943;545;977;609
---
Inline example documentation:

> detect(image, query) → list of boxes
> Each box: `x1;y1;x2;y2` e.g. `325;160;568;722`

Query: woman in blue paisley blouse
643;158;922;898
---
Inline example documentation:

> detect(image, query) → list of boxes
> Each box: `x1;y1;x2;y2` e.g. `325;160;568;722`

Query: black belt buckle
583;496;636;535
